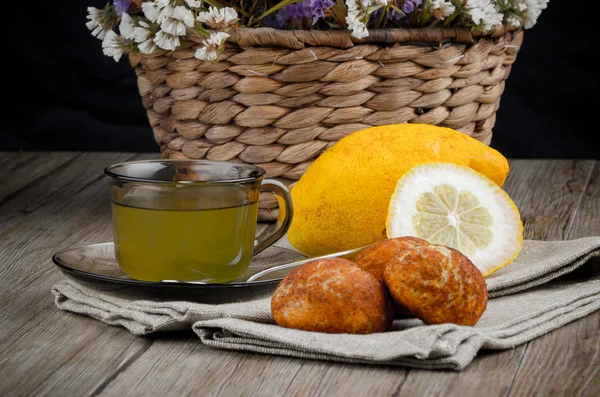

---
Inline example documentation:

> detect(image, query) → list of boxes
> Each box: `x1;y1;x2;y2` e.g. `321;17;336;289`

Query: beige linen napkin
52;237;600;370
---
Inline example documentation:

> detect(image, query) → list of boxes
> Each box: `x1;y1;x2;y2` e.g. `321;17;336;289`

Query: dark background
4;0;598;158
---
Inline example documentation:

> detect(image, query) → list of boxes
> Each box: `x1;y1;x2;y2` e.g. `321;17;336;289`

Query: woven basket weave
132;26;523;221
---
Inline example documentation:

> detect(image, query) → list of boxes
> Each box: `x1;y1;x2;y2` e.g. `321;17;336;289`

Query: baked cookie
355;236;429;281
271;258;393;334
383;244;488;326
355;237;429;318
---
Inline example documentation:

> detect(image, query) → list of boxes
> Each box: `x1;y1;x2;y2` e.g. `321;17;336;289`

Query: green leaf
442;9;460;27
420;0;432;27
196;26;210;36
389;5;405;17
366;4;384;14
330;0;349;27
378;6;387;28
203;0;225;9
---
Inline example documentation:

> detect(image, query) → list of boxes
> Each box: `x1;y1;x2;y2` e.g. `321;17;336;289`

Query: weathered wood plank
0;153;149;281
0;153;135;222
0;152;80;202
96;337;318;397
0;153;155;397
285;362;408;397
389;159;596;397
2;308;153;397
502;159;596;240
507;161;600;397
0;152;21;170
569;161;600;238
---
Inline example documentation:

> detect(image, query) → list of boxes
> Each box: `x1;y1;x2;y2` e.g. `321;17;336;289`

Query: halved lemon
386;163;523;276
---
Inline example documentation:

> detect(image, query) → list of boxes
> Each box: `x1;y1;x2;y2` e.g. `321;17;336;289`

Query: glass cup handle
254;179;294;255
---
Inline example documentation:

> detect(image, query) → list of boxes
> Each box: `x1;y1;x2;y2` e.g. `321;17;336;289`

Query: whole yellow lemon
288;124;509;257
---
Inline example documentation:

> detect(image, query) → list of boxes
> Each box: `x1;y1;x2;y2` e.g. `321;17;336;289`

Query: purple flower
276;3;306;27
266;0;334;29
369;0;424;25
400;0;423;15
308;0;335;23
113;0;131;16
381;0;423;21
262;15;281;28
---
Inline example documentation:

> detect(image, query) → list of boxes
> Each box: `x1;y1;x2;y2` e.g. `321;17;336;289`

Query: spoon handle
246;245;370;283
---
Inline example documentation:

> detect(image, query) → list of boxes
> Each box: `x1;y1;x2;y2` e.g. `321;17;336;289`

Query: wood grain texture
0;155;598;397
0;152;21;170
97;337;317;397
0;152;79;203
570;161;600;238
0;153;156;397
501;159;595;240
506;161;600;397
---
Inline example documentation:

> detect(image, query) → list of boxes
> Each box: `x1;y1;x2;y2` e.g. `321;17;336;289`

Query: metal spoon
160;244;371;285
245;244;371;283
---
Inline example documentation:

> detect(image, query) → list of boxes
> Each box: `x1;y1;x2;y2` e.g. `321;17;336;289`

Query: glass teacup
105;160;293;283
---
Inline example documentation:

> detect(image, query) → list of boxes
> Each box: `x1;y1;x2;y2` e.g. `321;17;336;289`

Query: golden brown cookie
355;236;429;281
271;258;393;334
383;245;488;326
355;236;429;318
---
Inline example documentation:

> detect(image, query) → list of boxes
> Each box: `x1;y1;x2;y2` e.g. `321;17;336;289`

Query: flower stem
204;0;225;9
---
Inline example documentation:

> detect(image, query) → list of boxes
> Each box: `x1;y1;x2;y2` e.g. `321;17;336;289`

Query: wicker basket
132;26;523;221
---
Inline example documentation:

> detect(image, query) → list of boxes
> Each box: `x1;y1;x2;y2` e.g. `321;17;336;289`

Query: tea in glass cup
105;160;292;283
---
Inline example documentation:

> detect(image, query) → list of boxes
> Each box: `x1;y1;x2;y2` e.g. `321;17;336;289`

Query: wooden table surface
1;152;598;397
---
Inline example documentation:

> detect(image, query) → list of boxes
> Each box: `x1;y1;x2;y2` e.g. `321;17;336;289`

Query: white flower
120;16;158;54
158;5;194;38
465;0;504;31
86;6;116;40
161;18;189;35
194;47;217;62
132;21;156;54
185;0;202;7
154;30;180;50
377;0;388;6
119;13;135;40
133;21;151;42
139;39;157;54
143;1;194;27
141;1;196;52
345;0;372;12
157;4;177;24
523;0;549;29
170;6;195;27
346;10;369;39
431;0;456;19
515;0;527;12
344;0;375;39
506;14;522;27
497;0;528;28
141;1;161;23
194;32;229;62
86;7;103;38
102;30;128;62
207;31;230;46
197;7;239;30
